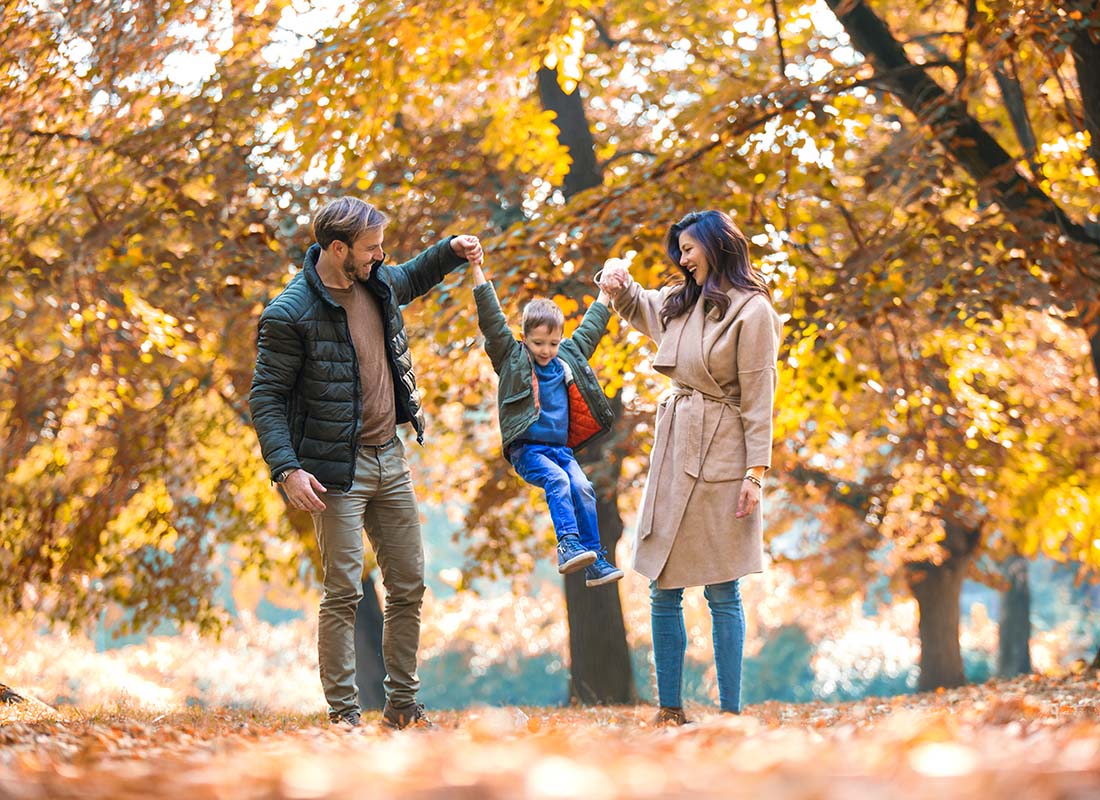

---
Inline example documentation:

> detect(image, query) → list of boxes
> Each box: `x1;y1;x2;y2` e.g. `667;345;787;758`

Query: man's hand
281;468;328;512
450;235;483;266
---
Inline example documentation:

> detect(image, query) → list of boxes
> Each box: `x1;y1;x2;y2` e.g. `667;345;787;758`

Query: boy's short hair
522;298;564;336
313;197;388;250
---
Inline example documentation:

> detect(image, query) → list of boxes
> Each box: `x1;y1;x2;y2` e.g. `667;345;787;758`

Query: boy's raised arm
471;261;488;287
471;262;518;372
569;283;613;361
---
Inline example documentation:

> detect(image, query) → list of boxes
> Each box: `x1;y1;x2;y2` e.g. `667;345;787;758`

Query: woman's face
678;229;708;286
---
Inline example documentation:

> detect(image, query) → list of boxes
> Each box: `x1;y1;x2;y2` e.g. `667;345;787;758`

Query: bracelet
744;474;763;488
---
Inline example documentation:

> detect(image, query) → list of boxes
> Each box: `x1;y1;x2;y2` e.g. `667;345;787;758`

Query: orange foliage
2;675;1099;798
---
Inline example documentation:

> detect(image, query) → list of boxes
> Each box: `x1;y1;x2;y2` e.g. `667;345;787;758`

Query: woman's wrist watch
744;474;763;488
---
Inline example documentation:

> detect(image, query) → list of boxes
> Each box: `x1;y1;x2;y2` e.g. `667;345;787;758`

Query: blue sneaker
557;535;597;574
585;554;624;587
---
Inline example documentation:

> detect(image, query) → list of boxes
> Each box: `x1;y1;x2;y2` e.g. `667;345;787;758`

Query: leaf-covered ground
2;674;1099;799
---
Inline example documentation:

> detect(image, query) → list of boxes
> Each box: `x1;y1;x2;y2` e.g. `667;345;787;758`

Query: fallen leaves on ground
1;674;1099;799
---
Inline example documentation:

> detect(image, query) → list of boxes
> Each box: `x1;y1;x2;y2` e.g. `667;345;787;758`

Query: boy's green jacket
473;281;615;456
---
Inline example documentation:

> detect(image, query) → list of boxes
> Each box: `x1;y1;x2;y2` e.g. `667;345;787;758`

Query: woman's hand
596;259;632;298
735;479;760;519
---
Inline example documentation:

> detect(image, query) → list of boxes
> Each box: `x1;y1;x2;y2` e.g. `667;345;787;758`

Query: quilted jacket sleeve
473;281;520;372
248;302;304;480
383;237;467;305
567;300;611;361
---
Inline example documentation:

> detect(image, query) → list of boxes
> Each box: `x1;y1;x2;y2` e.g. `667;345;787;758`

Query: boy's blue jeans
510;443;601;553
650;579;745;713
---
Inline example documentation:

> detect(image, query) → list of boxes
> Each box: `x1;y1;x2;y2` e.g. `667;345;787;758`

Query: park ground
2;672;1099;799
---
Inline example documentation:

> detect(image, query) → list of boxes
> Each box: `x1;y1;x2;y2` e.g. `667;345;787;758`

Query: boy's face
524;324;563;367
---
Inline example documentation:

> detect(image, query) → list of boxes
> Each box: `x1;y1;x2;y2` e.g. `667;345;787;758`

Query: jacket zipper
368;277;422;444
335;303;361;490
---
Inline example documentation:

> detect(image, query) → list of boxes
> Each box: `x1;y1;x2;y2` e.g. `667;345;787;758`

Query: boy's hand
596;260;631;297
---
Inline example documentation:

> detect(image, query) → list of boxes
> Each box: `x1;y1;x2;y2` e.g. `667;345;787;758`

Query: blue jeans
510;443;601;553
650;579;745;713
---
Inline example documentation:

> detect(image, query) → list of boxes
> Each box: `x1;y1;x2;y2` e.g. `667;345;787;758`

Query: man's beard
342;254;385;282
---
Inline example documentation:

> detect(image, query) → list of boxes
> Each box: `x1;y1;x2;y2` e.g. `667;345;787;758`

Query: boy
471;261;624;587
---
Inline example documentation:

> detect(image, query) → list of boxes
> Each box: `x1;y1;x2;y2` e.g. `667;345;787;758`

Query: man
249;196;482;729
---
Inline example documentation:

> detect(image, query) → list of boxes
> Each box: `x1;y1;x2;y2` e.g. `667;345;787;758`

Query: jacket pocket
700;407;747;482
501;385;532;405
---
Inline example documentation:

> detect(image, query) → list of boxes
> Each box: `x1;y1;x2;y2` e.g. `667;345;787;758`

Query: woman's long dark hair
659;210;771;328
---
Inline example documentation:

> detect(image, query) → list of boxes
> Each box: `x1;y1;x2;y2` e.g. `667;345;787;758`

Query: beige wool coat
613;280;781;589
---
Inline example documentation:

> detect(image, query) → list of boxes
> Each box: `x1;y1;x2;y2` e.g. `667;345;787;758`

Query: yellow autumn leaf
544;15;585;93
28;236;63;262
181;176;217;206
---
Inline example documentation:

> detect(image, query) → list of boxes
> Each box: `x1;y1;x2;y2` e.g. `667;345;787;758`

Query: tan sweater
328;282;397;446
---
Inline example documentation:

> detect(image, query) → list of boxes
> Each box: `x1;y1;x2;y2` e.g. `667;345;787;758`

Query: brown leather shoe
653;706;690;726
381;701;434;730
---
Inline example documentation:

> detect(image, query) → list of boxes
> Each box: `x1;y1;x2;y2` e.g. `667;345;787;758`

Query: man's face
340;227;385;281
524;324;562;366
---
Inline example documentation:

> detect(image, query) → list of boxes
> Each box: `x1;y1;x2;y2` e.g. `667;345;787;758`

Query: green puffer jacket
249;238;465;490
473;281;615;456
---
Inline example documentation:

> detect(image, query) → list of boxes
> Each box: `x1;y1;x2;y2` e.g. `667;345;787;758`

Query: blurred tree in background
0;0;304;633
1;0;1097;697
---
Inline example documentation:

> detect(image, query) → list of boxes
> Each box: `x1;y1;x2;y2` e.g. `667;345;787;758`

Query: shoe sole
558;551;598;574
585;569;624;587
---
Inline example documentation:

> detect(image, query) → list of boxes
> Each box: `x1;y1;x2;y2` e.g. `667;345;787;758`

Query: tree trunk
997;556;1032;678
569;393;637;704
538;65;634;704
354;572;386;711
562;487;636;704
536;67;603;198
1070;2;1100;175
907;553;970;691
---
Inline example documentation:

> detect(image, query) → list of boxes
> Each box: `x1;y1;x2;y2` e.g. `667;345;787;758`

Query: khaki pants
311;437;425;715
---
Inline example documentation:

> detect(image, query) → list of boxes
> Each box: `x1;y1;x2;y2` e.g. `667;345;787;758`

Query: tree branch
588;14;617;49
824;0;1100;400
599;149;657;169
823;0;1098;249
769;0;788;77
992;55;1038;159
786;463;888;517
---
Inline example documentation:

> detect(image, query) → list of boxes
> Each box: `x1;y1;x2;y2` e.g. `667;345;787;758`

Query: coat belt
662;386;741;480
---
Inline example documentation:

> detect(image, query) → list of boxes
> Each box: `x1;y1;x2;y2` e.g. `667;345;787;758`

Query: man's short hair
522;298;565;336
312;197;388;250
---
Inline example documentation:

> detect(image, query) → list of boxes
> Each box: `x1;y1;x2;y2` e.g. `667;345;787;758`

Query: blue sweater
522;358;569;445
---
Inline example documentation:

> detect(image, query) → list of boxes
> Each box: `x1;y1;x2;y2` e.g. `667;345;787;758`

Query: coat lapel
651;309;685;375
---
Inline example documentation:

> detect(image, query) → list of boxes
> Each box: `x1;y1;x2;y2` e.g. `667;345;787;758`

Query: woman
598;210;781;723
